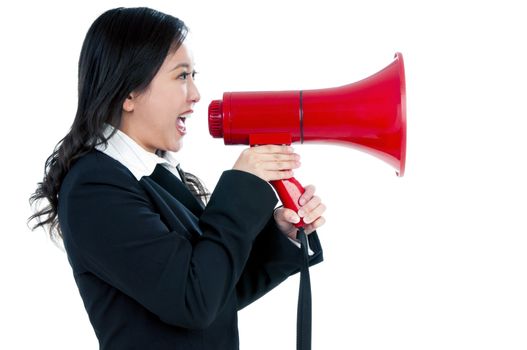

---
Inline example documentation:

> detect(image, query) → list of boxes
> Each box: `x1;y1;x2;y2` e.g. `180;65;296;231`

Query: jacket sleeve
235;218;323;310
59;163;277;330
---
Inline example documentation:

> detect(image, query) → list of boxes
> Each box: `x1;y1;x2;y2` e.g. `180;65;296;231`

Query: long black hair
29;7;209;243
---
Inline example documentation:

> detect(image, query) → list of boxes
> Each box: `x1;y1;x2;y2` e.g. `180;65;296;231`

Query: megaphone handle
270;177;306;228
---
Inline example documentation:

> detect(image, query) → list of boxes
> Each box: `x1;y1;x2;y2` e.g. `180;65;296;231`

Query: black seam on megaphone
299;90;304;144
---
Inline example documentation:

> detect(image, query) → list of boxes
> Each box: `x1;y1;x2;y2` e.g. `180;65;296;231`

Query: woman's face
120;43;200;153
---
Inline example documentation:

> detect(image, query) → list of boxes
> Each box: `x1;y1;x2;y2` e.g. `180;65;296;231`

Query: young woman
29;7;325;349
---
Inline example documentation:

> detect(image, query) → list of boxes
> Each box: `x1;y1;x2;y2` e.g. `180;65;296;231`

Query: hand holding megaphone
210;53;407;227
232;144;300;182
232;144;321;228
231;143;307;227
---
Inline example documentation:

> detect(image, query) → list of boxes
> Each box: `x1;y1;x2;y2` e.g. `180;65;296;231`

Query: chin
167;142;183;153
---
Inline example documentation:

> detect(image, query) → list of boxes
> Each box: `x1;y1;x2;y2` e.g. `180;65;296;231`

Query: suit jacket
58;150;323;350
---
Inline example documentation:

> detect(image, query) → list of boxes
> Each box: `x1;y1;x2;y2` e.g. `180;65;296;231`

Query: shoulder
66;149;134;182
60;150;138;197
58;150;151;239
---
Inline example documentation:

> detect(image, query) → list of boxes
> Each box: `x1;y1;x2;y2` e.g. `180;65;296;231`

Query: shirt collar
95;124;180;180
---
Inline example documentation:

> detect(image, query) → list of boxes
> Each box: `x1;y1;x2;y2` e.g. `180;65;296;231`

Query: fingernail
291;215;300;223
299;198;306;206
297;208;305;217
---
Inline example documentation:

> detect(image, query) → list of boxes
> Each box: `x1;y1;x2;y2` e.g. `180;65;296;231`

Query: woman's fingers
298;196;322;218
304;216;326;235
296;184;327;225
302;202;327;224
234;145;301;181
274;207;301;224
298;185;315;206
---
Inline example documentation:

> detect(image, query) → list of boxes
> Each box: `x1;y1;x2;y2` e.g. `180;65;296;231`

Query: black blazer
58;150;323;350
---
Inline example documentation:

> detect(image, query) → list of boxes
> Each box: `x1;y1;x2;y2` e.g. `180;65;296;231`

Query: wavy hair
29;7;209;243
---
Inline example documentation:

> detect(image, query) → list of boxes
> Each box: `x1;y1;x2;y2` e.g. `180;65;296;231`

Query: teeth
178;114;191;119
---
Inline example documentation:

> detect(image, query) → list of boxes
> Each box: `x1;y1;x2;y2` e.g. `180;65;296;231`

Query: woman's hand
273;185;326;239
233;145;301;182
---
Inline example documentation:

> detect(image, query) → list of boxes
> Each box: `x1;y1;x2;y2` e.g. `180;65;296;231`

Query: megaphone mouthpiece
208;100;223;138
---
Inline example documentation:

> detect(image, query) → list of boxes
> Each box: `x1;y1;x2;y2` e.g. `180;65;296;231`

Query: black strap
297;228;312;350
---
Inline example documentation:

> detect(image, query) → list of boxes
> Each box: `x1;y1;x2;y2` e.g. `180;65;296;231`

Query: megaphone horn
209;52;407;224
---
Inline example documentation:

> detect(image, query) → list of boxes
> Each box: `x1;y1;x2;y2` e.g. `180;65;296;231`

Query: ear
122;93;135;112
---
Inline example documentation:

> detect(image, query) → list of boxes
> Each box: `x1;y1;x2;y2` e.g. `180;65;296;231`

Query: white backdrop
1;0;526;349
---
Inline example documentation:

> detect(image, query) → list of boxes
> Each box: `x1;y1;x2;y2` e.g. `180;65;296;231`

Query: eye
177;72;189;80
177;71;198;80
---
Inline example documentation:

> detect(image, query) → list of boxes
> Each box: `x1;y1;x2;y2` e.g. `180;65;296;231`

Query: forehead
163;43;194;70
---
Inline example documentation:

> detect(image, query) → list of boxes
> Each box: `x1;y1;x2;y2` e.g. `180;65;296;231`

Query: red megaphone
208;52;406;227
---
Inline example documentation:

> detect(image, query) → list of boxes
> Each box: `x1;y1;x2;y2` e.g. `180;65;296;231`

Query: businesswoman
29;7;325;350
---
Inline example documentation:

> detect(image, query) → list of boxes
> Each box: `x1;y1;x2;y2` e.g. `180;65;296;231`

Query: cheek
136;82;187;131
157;86;187;115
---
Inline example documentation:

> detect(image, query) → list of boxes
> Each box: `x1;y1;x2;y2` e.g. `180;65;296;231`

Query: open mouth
176;113;191;134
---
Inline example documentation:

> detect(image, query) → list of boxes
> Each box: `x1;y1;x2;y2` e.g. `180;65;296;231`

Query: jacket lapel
149;164;205;217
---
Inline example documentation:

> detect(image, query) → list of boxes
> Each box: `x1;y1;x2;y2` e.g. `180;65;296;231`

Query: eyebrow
170;63;192;71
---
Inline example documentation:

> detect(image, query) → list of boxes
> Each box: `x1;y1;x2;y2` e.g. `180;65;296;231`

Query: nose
188;78;201;104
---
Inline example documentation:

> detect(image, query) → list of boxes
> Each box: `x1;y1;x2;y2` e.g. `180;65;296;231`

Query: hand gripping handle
270;177;306;228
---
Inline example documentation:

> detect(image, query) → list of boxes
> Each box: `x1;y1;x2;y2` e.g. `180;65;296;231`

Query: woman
29;7;325;349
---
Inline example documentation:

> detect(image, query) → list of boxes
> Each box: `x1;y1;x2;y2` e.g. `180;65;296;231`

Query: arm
235;218;323;310
235;183;326;309
60;164;277;330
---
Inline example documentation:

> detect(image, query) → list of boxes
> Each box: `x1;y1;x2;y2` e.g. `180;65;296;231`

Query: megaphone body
208;53;406;226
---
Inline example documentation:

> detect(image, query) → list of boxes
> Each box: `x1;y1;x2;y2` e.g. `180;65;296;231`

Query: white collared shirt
95;124;181;181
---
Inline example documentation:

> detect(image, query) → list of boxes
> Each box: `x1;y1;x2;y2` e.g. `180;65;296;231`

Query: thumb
276;207;301;224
